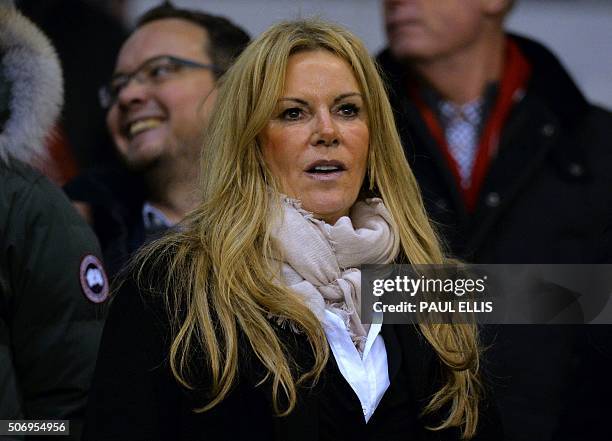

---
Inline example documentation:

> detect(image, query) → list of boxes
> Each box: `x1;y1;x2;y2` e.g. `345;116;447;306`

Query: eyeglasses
98;55;222;109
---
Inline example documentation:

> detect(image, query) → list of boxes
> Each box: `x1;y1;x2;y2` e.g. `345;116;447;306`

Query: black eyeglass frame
98;55;222;109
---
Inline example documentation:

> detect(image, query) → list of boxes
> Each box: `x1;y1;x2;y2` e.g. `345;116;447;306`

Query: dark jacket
0;161;107;438
84;271;501;441
64;167;149;278
0;3;108;438
377;36;612;264
377;35;612;440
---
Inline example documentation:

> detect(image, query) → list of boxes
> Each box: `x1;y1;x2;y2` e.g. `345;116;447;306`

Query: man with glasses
65;3;250;277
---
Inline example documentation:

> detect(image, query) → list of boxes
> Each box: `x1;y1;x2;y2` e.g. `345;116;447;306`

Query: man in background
65;3;250;277
378;0;612;439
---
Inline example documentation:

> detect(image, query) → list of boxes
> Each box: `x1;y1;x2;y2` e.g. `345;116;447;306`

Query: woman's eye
281;108;303;121
338;103;360;118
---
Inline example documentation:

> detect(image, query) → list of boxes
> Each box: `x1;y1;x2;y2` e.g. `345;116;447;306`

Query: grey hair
0;1;63;164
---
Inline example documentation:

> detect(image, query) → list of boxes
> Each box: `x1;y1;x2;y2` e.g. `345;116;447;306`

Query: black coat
83;274;501;441
0;161;107;440
64;168;149;278
377;36;612;264
377;35;612;440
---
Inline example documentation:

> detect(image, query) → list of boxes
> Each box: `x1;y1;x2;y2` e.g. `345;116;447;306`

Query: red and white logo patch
79;254;109;303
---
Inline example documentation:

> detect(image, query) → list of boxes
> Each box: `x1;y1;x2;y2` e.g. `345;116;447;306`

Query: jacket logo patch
80;254;109;303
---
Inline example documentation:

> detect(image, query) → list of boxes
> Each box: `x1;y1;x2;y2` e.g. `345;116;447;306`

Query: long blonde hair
136;19;481;439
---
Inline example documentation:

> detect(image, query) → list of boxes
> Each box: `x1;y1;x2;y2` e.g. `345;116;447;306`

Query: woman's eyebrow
278;97;308;105
334;92;363;103
278;93;363;105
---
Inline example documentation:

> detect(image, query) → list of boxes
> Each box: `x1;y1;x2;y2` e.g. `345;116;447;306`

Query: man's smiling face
106;18;217;171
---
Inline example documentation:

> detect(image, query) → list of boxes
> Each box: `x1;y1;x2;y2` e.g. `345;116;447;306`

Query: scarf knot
271;197;399;352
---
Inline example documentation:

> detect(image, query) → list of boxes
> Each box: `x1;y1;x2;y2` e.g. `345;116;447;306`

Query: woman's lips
303;160;347;181
304;169;345;181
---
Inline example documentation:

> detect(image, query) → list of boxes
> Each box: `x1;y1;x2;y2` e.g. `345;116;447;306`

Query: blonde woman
84;19;497;441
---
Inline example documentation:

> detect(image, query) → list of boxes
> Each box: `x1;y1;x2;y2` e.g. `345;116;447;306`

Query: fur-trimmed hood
0;0;63;164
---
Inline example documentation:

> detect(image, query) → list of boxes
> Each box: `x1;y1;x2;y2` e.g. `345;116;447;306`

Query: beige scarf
271;197;399;352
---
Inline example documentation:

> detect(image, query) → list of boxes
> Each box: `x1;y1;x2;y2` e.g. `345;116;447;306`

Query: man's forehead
115;18;209;73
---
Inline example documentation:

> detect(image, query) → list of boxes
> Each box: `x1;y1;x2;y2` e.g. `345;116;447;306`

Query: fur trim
0;2;63;164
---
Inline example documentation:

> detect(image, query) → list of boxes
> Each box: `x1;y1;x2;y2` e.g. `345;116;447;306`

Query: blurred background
125;0;612;110
14;0;611;177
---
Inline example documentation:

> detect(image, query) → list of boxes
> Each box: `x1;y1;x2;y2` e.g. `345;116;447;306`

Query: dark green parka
0;3;108;439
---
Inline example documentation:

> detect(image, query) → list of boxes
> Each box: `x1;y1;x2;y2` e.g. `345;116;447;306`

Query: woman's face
259;49;369;224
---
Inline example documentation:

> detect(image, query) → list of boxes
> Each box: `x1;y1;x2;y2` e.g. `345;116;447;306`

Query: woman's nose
310;110;339;147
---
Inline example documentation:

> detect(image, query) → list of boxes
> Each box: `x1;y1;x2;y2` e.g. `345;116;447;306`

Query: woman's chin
301;199;353;225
